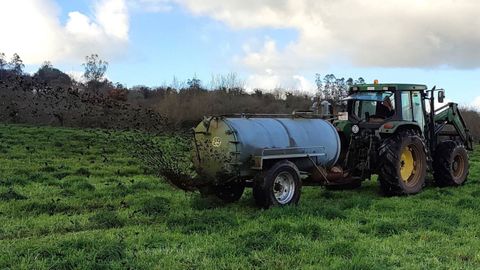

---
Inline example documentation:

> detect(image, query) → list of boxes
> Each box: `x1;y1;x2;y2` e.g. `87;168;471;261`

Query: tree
323;74;336;100
170;76;184;90
315;73;323;96
9;53;24;74
187;75;201;89
82;54;108;82
334;77;347;102
0;52;6;70
254;89;263;97
355;77;365;84
131;85;152;99
107;83;128;101
346;77;354;87
41;61;53;69
33;61;72;87
210;72;245;92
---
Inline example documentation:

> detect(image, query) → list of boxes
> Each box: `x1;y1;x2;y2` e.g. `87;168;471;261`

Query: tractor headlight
352;125;360;134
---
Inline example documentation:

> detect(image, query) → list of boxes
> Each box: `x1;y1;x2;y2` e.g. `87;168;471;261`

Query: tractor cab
345;91;396;122
343;83;428;133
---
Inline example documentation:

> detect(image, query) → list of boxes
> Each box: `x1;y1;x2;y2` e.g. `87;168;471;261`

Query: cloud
176;0;480;71
65;70;86;83
245;68;315;94
0;0;129;65
472;96;480;111
129;0;174;13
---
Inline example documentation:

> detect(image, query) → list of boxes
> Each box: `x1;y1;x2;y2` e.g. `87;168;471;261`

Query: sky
1;0;480;109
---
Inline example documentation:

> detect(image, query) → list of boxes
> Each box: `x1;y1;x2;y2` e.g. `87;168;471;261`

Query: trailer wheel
433;141;469;187
213;180;245;203
378;130;427;195
253;161;301;208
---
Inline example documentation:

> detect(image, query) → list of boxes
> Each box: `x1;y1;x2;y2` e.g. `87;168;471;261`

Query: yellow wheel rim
452;154;465;178
400;146;415;182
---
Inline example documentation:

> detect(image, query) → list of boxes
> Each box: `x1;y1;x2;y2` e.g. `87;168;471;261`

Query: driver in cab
376;96;395;119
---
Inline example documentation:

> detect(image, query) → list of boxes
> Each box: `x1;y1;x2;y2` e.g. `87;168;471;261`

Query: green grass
0;124;480;269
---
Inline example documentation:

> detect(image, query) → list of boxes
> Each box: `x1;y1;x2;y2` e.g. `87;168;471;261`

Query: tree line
0;52;479;140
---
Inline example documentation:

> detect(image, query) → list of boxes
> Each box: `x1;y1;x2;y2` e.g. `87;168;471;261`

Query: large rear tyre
378;130;427;195
253;161;301;208
433;141;469;187
213;180;245;203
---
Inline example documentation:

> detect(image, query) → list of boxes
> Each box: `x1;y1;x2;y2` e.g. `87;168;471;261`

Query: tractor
189;82;473;208
333;83;473;195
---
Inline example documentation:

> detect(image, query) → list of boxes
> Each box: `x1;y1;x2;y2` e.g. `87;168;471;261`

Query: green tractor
186;82;473;207
334;83;474;195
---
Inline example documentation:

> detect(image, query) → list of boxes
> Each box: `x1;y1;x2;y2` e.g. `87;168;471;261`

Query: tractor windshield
345;91;395;120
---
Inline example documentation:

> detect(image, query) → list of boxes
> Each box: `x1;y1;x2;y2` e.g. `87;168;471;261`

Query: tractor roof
351;83;428;91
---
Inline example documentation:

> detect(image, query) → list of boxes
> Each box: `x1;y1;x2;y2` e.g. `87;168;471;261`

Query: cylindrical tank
192;116;341;184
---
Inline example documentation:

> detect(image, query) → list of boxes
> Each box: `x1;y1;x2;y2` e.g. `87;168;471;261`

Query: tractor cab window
400;91;425;132
401;91;413;121
347;91;395;121
412;91;426;132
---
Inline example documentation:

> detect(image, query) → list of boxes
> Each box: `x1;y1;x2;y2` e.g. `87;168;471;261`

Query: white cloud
472;97;480;111
176;0;480;72
245;70;281;91
65;70;86;83
95;0;129;40
292;75;315;93
0;0;129;65
245;69;315;94
425;98;452;113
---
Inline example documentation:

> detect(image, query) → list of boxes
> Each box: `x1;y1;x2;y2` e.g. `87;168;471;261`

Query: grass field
0;124;479;269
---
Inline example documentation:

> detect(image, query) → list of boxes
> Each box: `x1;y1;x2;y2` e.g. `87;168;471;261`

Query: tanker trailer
192;113;343;208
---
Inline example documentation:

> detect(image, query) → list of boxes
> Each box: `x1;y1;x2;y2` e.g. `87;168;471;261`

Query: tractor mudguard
379;121;422;136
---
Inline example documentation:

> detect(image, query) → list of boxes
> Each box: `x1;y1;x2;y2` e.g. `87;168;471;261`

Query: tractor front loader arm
434;102;474;150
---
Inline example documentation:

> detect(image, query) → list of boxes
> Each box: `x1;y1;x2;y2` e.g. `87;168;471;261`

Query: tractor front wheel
378;130;427;195
433;141;469;187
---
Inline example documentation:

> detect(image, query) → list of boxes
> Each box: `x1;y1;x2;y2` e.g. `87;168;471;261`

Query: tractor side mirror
438;90;445;103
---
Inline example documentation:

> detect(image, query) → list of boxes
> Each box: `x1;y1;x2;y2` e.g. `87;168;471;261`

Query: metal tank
192;115;341;185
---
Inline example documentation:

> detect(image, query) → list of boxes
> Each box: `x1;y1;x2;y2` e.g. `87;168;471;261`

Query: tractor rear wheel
253;160;301;208
433;141;469;187
213;180;245;203
378;130;427;195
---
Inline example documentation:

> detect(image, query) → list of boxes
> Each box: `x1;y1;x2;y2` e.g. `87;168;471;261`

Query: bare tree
209;72;245;92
